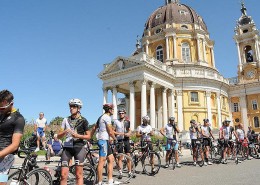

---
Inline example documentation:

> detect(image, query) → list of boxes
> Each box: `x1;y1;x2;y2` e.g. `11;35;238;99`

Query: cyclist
160;116;181;168
136;115;155;171
58;98;91;185
220;119;234;164
90;103;119;185
113;108;133;178
189;119;204;166
0;90;25;185
201;118;215;166
236;124;251;160
34;112;48;152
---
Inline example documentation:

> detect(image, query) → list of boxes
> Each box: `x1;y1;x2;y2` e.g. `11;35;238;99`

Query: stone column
240;93;249;133
228;97;233;127
206;91;212;124
149;82;156;128
129;82;136;130
162;87;168;126
112;86;118;120
236;42;242;72
203;39;206;62
216;92;222;128
166;36;169;60
197;37;201;61
157;90;162;129
102;87;108;113
169;89;175;117
211;48;216;67
145;41;149;55
254;38;260;61
125;94;130;117
176;90;184;131
141;79;147;118
173;35;177;59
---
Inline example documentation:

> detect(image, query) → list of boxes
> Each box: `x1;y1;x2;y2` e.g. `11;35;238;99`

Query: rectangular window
254;117;260;128
252;100;258;110
191;92;198;102
233;103;239;112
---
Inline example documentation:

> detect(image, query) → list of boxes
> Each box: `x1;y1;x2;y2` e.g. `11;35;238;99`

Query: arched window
182;42;191;62
254;117;259;128
156;46;164;62
244;45;253;62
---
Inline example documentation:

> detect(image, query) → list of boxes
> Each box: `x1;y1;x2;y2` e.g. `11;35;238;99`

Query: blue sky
1;0;259;124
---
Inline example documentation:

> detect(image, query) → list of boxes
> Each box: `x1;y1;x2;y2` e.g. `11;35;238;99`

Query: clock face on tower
246;70;255;79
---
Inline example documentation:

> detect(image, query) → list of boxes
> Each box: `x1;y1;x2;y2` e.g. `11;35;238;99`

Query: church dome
144;1;208;32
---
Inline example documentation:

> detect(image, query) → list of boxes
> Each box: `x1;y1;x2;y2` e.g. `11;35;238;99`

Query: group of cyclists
0;89;260;185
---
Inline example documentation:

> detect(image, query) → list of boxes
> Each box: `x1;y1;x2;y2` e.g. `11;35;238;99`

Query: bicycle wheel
196;147;204;167
83;163;97;185
26;168;52;185
143;151;161;176
168;153;176;170
113;153;135;184
8;170;33;185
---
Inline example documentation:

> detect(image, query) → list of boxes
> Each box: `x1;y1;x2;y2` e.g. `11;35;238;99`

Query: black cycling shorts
61;147;86;167
203;138;211;147
117;139;131;154
140;141;153;152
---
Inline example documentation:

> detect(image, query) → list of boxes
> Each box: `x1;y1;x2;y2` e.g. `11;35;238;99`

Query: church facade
99;0;260;133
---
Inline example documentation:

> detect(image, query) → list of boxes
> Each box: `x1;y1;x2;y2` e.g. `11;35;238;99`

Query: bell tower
234;1;260;81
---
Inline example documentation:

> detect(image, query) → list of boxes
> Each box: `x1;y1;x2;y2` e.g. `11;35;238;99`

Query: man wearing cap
201;118;215;165
113;108;133;178
160;116;181;168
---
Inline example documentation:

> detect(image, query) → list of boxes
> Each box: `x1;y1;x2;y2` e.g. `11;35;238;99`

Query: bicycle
38;159;97;185
84;140;134;184
165;138;179;170
8;149;53;185
131;140;161;176
193;139;204;167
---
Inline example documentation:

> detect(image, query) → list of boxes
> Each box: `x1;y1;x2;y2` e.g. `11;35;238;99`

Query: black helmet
190;119;196;124
169;116;175;121
203;118;209;122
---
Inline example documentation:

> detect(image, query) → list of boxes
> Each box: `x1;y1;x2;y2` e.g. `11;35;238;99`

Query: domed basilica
99;0;260;133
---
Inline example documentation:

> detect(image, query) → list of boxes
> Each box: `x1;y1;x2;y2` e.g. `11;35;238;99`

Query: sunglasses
119;112;125;114
0;101;13;111
69;105;78;108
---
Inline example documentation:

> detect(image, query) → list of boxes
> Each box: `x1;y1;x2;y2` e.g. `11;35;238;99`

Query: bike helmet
142;115;150;122
103;103;114;112
118;108;126;114
203;118;209;122
169;116;175;121
223;119;231;123
69;98;83;108
190;119;196;124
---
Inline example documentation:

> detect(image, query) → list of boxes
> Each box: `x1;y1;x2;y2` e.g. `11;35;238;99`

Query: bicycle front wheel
83;163;97;185
25;168;53;185
168;153;176;170
143;151;161;176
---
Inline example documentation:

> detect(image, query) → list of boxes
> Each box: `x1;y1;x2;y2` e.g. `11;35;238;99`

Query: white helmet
69;98;83;108
142;115;150;122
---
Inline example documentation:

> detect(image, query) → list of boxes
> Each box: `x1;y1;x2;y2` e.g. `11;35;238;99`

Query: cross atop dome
165;0;180;5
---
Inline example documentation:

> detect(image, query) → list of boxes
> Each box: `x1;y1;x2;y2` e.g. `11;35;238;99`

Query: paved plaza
11;149;260;185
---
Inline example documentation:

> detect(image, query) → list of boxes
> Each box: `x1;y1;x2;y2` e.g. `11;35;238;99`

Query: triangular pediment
99;55;145;77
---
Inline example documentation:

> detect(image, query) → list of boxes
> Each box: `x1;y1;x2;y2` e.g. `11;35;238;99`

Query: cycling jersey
163;124;177;140
0;109;25;181
236;129;245;140
0;110;25;151
137;124;153;141
61;115;89;146
97;114;111;140
113;119;130;140
201;126;211;138
222;126;230;140
189;126;199;140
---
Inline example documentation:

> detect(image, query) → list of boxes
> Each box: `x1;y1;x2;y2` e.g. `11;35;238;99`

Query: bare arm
0;133;22;158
